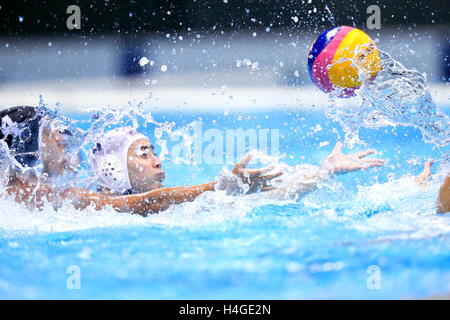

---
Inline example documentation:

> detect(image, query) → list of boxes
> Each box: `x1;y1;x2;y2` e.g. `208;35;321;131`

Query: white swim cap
91;127;148;194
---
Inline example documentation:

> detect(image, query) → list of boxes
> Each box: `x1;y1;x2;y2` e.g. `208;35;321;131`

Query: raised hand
415;160;434;185
322;141;385;175
232;153;283;193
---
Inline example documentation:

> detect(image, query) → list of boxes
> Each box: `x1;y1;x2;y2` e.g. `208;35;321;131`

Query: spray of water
327;50;450;147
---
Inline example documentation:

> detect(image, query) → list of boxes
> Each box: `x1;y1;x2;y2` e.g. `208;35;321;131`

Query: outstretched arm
266;142;385;199
6;175;218;216
64;183;217;215
72;155;281;215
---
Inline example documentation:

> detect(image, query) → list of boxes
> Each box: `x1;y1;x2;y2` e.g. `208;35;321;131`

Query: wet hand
322;142;385;175
232;153;283;193
415;160;434;185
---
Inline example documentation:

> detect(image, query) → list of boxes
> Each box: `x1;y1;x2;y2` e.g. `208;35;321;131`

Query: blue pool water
1;106;450;299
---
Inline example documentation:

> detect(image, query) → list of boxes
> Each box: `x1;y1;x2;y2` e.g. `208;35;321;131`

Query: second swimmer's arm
266;165;331;199
267;142;384;199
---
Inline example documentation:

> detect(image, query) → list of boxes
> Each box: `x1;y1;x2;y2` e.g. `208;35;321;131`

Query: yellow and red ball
307;26;381;97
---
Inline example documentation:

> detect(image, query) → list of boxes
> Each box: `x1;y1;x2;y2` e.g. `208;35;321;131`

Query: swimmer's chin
149;173;165;190
151;181;164;190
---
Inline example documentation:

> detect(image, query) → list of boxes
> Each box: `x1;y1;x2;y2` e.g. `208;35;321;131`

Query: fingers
355;149;376;159
257;165;277;175
244;165;276;176
365;158;385;165
420;160;434;177
424;160;434;171
259;171;283;181
361;158;385;168
415;160;434;184
261;186;277;192
421;160;434;177
234;153;253;168
331;141;343;155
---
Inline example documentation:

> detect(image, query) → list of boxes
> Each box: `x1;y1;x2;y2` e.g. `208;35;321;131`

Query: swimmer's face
127;138;165;192
40;122;81;176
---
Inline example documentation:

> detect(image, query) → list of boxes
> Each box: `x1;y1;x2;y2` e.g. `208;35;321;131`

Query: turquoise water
1;107;450;299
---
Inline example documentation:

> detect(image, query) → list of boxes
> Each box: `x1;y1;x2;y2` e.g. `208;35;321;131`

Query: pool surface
1;99;450;299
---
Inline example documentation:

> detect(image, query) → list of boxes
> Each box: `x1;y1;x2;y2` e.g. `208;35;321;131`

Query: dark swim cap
0;106;43;167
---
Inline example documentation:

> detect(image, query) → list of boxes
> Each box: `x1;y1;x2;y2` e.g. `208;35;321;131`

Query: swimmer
1;106;385;216
0;106;81;175
0;106;284;212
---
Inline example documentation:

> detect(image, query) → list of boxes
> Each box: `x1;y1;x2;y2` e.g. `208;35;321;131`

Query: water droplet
139;56;150;67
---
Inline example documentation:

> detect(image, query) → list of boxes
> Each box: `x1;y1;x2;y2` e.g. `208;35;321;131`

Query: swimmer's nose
152;156;162;169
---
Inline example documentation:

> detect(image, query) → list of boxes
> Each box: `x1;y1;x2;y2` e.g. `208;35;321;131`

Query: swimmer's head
91;127;164;195
0;106;42;167
39;118;81;176
0;106;81;176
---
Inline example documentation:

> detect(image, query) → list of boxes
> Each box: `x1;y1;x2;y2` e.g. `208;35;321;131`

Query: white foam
350;176;450;240
0;189;274;237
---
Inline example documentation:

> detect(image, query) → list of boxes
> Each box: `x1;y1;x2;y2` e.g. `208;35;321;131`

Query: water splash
0;98;200;194
327;50;450;147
